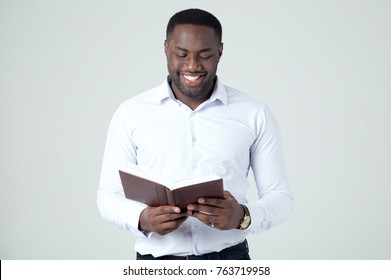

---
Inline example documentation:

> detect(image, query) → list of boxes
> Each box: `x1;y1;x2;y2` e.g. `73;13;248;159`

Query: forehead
169;24;220;49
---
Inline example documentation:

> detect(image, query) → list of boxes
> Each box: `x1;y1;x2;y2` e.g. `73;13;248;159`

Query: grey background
1;0;390;259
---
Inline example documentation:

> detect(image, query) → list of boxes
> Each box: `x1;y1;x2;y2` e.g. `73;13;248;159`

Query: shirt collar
153;76;228;106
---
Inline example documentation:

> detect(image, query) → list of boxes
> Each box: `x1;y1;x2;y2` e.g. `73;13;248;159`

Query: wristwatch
238;204;251;230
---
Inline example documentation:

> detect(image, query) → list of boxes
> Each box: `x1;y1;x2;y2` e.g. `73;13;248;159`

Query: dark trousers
137;240;250;260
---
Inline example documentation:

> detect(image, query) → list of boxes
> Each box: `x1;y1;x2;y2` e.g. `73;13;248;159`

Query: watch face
241;215;251;229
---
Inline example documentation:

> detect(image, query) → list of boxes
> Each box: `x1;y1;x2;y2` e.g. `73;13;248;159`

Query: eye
176;53;187;58
199;53;212;59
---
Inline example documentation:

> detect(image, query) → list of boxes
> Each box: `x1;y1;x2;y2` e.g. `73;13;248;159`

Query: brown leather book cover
119;169;224;209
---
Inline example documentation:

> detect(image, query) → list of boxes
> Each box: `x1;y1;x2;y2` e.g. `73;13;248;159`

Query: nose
185;55;200;71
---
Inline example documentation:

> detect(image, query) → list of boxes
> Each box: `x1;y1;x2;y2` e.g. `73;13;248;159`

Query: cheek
167;57;182;71
204;61;219;74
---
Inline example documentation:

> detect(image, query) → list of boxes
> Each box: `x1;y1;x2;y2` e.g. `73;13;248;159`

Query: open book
119;164;224;209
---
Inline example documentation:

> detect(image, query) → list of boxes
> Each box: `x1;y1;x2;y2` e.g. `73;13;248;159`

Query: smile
183;75;202;81
181;74;205;86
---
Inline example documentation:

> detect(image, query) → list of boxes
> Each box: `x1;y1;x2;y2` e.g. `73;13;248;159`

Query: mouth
181;73;205;87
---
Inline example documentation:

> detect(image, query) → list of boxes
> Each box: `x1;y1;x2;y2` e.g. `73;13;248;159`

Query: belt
137;240;249;260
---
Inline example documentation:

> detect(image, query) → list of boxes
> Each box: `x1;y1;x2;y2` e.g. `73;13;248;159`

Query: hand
187;191;244;230
139;205;188;235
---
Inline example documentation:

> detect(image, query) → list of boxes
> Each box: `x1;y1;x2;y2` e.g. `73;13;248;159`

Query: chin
179;85;208;99
174;77;213;99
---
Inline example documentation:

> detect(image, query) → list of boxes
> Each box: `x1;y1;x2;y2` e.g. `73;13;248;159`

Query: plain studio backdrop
1;0;390;259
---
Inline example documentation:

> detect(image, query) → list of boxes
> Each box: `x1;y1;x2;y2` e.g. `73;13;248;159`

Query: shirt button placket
189;113;199;175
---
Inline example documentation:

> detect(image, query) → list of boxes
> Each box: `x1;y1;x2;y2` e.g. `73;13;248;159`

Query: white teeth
183;75;201;81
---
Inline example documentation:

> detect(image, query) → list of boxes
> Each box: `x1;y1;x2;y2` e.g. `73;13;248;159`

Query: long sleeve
246;105;293;233
97;104;146;237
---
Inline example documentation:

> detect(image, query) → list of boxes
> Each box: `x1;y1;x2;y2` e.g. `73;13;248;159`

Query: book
119;164;224;209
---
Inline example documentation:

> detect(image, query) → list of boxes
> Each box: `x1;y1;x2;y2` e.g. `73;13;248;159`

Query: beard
168;66;217;99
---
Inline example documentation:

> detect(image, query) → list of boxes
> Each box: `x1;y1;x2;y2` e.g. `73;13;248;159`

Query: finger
187;203;216;215
197;192;234;208
196;197;223;207
141;206;186;233
188;204;221;222
190;211;218;228
155;211;188;224
161;215;188;227
156;205;182;214
149;206;183;221
156;216;188;235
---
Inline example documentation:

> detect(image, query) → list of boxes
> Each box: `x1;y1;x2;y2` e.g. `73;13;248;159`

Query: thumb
223;190;234;199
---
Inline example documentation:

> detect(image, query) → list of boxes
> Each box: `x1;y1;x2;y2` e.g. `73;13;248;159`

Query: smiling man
165;23;223;109
98;8;293;260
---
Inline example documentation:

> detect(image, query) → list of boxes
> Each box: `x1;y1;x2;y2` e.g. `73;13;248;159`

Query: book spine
165;188;175;206
155;186;169;206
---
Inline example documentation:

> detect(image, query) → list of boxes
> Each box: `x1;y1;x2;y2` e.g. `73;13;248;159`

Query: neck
168;76;216;110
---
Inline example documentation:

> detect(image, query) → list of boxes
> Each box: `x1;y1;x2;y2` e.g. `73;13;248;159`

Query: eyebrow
174;46;213;53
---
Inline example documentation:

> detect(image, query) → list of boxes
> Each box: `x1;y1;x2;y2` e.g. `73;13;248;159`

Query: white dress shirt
97;78;293;257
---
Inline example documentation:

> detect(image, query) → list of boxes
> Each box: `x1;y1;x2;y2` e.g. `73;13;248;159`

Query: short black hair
166;8;222;43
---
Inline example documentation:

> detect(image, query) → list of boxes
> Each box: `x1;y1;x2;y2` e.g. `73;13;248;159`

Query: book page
121;163;221;190
120;163;169;186
170;175;222;190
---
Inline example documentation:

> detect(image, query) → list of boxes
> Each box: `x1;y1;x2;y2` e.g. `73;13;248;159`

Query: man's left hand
187;191;244;230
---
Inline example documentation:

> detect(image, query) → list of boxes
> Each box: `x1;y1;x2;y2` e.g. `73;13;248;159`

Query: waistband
137;240;249;260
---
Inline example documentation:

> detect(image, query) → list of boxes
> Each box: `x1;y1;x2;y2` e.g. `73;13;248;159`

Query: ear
218;43;224;61
164;40;169;56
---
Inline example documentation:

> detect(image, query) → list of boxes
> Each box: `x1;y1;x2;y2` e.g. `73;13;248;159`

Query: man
98;8;293;260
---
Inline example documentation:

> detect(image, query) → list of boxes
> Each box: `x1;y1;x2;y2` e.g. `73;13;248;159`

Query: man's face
164;24;223;103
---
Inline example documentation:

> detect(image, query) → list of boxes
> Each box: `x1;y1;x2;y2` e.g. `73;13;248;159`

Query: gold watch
238;204;251;230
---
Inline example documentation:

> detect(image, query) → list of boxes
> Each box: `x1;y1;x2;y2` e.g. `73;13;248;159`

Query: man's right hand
139;206;188;235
